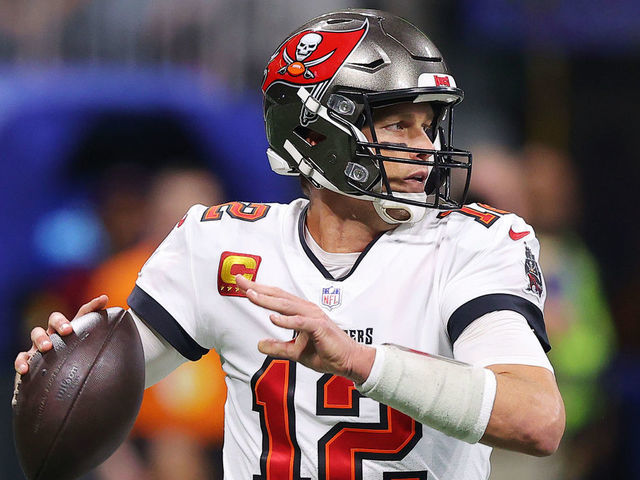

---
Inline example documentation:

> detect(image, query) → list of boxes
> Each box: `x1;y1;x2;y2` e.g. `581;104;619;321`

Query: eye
383;122;404;132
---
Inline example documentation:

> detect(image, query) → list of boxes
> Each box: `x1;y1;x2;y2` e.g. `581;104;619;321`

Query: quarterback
16;9;564;480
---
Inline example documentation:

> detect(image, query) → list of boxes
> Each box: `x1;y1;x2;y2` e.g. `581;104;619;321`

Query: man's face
362;102;436;194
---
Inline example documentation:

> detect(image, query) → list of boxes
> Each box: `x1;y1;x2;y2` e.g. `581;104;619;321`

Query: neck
305;189;396;253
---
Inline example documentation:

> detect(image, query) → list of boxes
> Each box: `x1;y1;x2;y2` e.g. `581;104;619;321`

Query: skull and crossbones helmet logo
278;31;334;79
296;32;322;61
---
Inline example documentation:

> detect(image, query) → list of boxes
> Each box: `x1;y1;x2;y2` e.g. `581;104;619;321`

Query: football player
16;9;564;480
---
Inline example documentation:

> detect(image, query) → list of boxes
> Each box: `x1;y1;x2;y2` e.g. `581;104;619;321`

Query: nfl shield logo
321;286;342;310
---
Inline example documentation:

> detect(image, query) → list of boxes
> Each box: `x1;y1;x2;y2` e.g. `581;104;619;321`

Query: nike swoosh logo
509;227;530;240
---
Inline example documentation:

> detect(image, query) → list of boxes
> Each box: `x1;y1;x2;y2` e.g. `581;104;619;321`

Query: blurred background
1;1;638;479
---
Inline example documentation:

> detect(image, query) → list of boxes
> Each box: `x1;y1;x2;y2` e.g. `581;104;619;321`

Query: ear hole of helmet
294;126;327;147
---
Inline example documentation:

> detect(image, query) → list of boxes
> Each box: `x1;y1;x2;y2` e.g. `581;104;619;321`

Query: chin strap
373;193;428;224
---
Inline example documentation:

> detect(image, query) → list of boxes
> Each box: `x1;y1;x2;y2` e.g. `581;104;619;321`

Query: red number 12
252;358;423;480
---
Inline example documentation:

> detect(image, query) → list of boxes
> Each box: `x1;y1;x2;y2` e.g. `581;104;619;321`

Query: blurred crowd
2;1;639;479
18;164;229;480
469;144;618;479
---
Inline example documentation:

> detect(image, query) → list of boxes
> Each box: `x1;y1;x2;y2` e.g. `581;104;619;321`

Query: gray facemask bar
347;90;472;210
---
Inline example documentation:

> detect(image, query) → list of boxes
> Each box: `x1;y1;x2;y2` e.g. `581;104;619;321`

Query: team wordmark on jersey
217;251;262;297
524;243;543;297
344;328;373;345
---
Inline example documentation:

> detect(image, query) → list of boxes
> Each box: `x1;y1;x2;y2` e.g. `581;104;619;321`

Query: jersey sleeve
440;209;550;352
453;311;553;370
127;204;210;361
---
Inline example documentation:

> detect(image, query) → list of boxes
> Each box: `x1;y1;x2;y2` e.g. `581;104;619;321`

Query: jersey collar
297;205;385;282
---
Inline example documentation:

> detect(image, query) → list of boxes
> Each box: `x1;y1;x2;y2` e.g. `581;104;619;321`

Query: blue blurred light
32;207;107;267
463;0;640;52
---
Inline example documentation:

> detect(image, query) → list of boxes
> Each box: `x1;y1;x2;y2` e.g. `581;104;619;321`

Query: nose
409;129;434;161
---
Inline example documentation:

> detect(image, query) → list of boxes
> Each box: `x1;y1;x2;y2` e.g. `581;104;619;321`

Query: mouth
400;170;429;192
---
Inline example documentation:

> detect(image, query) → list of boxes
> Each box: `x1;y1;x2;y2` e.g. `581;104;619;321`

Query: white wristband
356;344;497;444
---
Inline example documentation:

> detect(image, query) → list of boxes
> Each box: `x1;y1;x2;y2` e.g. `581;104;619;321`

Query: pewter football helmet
262;9;472;222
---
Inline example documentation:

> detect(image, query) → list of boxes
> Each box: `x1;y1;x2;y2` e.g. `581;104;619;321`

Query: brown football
12;308;145;480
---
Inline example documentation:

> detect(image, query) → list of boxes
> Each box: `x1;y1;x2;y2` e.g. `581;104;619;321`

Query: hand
235;275;375;384
14;295;109;375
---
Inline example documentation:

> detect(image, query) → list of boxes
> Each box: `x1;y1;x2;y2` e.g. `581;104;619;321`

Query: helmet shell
262;9;470;210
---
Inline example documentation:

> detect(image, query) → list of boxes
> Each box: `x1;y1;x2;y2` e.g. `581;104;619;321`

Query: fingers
46;295;109;336
31;327;53;352
75;295;109;319
269;312;309;331
257;314;312;359
234;274;260;293
237;275;318;319
257;337;298;359
14;349;35;375
246;289;307;316
235;275;298;301
17;326;53;374
15;295;110;376
47;311;73;336
258;314;311;358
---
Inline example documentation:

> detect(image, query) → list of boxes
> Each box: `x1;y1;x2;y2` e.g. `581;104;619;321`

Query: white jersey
129;198;549;480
